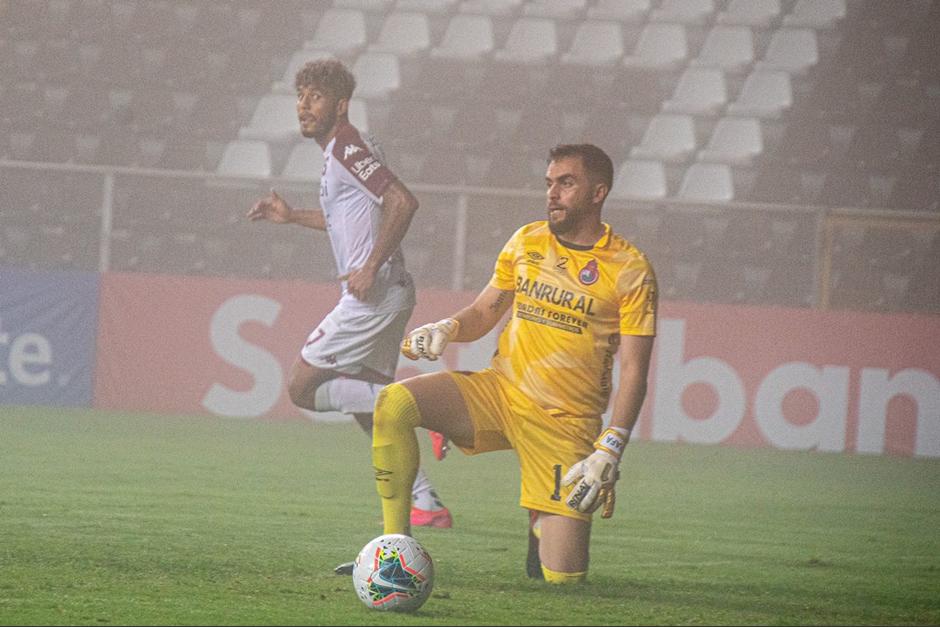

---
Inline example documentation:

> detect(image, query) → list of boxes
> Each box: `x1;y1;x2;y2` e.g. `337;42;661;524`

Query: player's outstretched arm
247;188;327;230
401;286;513;361
346;180;419;300
563;334;654;518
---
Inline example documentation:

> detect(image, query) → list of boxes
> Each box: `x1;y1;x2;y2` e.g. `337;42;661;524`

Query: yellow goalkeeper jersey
488;221;657;418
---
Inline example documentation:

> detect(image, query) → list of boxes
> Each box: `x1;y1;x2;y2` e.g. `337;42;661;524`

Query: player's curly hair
549;144;614;193
295;58;357;101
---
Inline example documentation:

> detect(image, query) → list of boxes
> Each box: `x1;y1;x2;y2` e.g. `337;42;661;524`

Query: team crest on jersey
578;259;599;285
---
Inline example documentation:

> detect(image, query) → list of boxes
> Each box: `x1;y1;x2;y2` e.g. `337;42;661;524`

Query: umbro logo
343;144;362;159
526;251;545;263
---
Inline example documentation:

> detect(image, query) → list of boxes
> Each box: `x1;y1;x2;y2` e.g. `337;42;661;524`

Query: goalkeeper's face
296;84;341;143
545;157;597;235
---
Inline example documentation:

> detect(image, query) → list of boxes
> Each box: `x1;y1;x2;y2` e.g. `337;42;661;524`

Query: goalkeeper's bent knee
541;565;587;585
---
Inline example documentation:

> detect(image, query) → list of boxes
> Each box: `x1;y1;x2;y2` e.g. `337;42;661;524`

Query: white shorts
299;305;412;379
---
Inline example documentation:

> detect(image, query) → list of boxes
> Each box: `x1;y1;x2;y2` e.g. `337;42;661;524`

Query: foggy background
1;0;938;313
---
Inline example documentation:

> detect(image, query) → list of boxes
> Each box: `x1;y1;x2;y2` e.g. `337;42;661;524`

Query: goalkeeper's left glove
562;427;628;519
401;318;459;361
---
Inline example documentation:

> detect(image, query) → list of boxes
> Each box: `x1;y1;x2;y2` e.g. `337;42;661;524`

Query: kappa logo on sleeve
343;144;362;159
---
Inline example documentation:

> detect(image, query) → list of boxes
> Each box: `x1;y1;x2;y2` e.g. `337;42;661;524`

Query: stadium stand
1;0;937;312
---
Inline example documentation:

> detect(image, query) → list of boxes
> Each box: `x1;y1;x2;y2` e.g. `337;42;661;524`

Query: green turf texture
0;406;937;625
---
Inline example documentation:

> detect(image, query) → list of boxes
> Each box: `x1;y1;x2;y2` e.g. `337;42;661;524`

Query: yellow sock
541;565;587;585
372;383;421;536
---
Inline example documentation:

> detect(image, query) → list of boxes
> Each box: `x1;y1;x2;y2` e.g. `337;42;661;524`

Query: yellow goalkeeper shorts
447;368;602;521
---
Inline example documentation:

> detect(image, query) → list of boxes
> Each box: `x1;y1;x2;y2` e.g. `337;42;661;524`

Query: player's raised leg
372;372;475;535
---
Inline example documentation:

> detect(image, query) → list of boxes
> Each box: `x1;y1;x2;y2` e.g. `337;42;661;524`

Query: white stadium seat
216;139;271;178
561;20;624;67
430;14;495;60
622;22;688;71
716;0;780;29
726;70;793;118
610;160;668;200
690;25;755;74
662;67;728;116
238;94;298;142
630;114;697;163
755;28;819;74
281;141;325;180
697;117;764;166
678;163;735;201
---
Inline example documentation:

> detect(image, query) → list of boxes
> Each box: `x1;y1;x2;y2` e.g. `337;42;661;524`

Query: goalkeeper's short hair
548;144;614;193
295;58;356;101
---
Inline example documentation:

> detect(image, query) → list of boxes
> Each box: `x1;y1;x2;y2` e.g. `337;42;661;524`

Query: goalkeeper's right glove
400;318;460;361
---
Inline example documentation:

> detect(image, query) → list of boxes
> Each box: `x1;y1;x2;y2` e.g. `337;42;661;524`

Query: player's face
296;85;340;143
545;157;595;235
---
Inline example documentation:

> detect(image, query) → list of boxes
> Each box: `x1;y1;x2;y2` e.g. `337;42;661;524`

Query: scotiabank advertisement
0;269;99;407
91;272;940;458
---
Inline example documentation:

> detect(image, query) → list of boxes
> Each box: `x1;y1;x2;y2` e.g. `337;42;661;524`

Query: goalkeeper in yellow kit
371;144;657;583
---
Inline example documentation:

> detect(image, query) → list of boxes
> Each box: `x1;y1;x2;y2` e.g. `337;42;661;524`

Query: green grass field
0;406;937;626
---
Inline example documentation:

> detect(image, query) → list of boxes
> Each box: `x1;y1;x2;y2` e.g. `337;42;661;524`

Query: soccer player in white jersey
247;60;452;573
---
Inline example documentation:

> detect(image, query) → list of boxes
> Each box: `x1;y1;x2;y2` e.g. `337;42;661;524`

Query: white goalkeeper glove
400;318;460;361
562;427;628;519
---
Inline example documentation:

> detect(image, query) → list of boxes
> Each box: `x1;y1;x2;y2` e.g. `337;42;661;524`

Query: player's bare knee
287;377;316;410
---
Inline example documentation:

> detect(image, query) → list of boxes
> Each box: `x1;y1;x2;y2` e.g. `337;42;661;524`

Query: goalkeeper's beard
547;206;581;235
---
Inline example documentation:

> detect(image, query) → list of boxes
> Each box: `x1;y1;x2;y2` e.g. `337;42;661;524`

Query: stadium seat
304;8;367;56
352;52;402;100
586;0;651;22
783;0;846;29
677;163;735;202
333;0;395;12
697;117;763;166
216;139;272;178
649;0;716;25
622;22;688;71
491;17;558;64
755;28;819;75
429;13;495;60
661;67;728;116
715;0;781;29
347;99;369;132
522;0;588;20
690;25;755;74
726;70;792;118
629;114;697;163
457;0;523;15
560;20;624;67
398;0;460;14
609;160;668;200
281;141;325;180
367;11;431;57
238;94;298;142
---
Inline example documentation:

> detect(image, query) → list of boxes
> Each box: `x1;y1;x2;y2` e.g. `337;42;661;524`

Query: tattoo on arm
489;290;510;313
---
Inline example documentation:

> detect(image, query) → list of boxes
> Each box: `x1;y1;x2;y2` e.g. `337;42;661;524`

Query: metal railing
1;159;938;314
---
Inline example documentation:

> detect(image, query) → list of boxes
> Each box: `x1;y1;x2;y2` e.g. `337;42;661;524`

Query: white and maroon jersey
319;121;415;315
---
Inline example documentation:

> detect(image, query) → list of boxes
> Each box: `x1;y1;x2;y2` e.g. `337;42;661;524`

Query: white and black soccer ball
352;533;434;612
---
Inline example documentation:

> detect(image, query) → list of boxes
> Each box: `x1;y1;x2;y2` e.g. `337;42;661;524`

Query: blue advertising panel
0;268;100;407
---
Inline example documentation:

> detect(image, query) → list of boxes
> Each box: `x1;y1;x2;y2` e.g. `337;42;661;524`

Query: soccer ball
352;533;434;612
